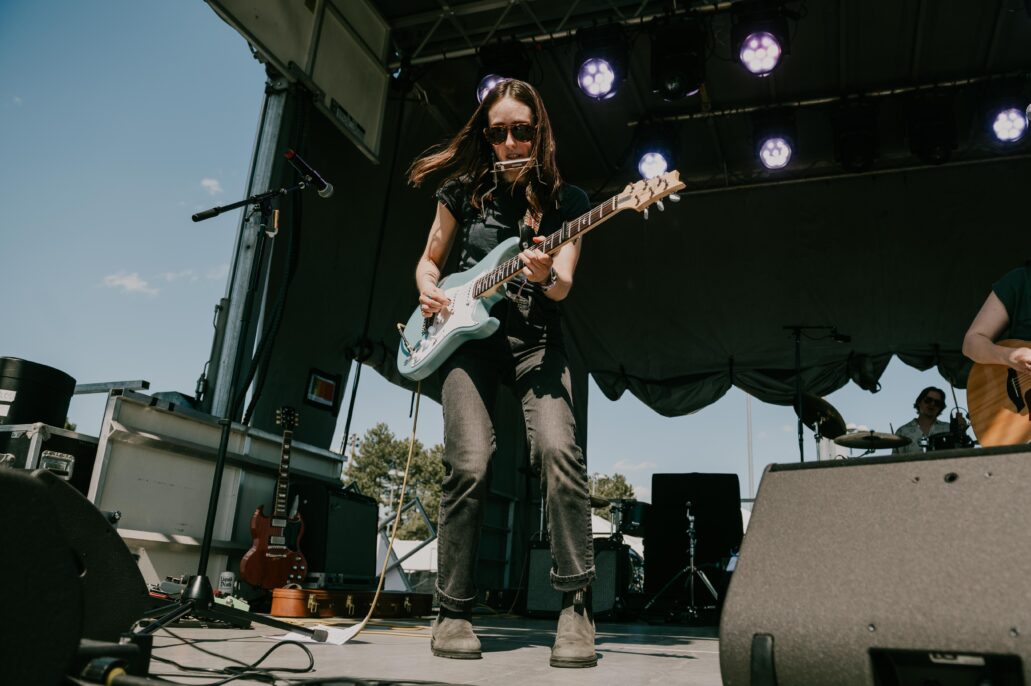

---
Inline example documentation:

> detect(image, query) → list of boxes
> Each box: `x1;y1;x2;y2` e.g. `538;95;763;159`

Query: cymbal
793;393;847;439
835;431;912;450
589;495;610;509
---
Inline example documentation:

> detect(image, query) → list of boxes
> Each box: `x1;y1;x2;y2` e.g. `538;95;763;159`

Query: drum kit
588;495;646;595
794;392;911;455
793;392;975;456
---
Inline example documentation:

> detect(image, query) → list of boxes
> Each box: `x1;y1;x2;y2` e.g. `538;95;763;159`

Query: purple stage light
739;31;782;76
578;58;617;99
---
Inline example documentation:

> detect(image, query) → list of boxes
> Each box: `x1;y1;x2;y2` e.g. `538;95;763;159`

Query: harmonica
492;157;536;171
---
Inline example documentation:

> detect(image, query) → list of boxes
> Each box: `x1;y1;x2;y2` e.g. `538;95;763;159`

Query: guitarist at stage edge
962;264;1031;446
963;264;1031;374
406;79;596;668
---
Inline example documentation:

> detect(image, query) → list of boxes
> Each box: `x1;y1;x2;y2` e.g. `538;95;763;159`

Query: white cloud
103;272;158;295
781;424;794;433
612;459;657;472
200;177;223;195
632;484;651;501
161;269;198;283
206;263;229;280
12;96;23;106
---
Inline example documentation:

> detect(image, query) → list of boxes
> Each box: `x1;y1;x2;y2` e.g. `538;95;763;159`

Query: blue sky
1;1;965;502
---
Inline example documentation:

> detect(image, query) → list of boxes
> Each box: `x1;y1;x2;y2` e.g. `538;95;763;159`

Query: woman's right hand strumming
419;285;450;317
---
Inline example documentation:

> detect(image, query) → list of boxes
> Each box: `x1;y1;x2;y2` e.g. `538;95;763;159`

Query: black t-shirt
435;176;591;274
993;265;1031;340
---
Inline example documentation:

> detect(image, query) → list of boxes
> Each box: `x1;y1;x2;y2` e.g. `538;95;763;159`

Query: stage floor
149;614;723;685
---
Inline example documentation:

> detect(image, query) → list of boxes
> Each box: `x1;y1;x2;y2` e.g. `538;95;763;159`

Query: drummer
893;386;963;454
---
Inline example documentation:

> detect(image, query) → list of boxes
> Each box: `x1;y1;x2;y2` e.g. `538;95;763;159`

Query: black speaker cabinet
526;538;630;617
645;473;742;602
290;480;378;586
720;445;1031;686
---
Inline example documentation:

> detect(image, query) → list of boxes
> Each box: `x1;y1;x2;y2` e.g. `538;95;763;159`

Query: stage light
633;123;677;180
638;152;669;179
753;109;796;171
649;17;706;101
574;25;628;100
731;3;790;77
476;40;530;103
758;137;792;169
579;59;617;99
476;75;506;103
990;106;1027;143
907;94;957;165
739;32;782;75
833;101;878;172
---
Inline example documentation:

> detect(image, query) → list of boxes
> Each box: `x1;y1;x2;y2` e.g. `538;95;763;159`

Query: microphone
284;149;334;199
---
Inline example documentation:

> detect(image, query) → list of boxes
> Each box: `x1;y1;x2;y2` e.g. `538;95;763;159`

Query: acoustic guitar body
967;339;1031;447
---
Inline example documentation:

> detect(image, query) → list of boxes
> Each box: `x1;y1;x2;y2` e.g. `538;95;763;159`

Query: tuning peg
656;200;665;212
643;208;650;220
669;193;681;202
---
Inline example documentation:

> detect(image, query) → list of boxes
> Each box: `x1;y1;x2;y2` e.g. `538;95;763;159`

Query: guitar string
472;194;630;298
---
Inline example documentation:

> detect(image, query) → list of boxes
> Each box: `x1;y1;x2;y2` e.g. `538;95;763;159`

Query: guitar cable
342;381;423;642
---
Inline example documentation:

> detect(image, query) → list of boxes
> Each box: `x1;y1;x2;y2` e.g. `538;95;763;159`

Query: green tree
344;423;444;540
588;472;635;521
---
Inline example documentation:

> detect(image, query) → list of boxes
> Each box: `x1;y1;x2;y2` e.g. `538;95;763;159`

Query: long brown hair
407;79;562;216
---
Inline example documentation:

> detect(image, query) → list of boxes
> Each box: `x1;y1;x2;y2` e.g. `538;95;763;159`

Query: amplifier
289;481;378;587
0;423;98;496
526;537;630;617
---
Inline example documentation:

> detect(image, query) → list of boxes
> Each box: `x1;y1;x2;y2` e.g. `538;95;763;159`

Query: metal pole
210;77;288;419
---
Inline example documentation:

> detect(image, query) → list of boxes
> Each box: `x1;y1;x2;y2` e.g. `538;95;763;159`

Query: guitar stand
133;181;327;643
643;501;719;620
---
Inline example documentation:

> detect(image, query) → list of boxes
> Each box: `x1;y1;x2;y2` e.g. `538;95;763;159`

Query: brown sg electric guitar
239;406;308;589
967;339;1031;447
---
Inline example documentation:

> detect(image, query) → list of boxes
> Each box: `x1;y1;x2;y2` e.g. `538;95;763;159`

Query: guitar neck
272;429;293;519
472;193;627;298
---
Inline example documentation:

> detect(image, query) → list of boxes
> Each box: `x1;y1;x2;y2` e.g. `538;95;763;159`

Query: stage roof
207;0;1031;443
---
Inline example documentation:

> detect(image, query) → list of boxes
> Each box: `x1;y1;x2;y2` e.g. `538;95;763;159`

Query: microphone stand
136;178;327;642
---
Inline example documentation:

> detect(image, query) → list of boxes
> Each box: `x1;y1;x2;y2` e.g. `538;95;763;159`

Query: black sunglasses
922;396;945;407
484;123;536;145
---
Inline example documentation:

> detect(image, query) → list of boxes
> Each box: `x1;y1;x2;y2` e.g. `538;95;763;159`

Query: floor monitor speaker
720;446;1031;686
0;467;149;684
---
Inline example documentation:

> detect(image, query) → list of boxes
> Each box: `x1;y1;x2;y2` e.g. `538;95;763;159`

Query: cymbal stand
644;501;718;618
609;501;624;542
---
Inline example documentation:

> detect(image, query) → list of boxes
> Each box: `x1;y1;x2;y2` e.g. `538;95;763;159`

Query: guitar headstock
619;171;685;213
275;406;299;431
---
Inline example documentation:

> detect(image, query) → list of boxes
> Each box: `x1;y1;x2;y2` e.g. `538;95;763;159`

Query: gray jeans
435;294;595;612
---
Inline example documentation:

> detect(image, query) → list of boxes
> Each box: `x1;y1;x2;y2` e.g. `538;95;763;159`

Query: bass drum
611;499;650;538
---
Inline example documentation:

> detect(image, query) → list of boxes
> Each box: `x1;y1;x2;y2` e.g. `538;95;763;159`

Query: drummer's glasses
484;123;536;145
923;397;945;408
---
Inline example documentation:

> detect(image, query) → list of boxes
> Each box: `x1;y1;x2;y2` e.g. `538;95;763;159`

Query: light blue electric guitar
396;171;685;381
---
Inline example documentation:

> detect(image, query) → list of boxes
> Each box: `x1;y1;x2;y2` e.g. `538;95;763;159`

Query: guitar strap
518;204;543;249
510;203;545;298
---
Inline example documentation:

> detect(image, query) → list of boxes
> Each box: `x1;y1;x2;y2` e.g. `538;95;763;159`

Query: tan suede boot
550;588;597;668
431;611;482;659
